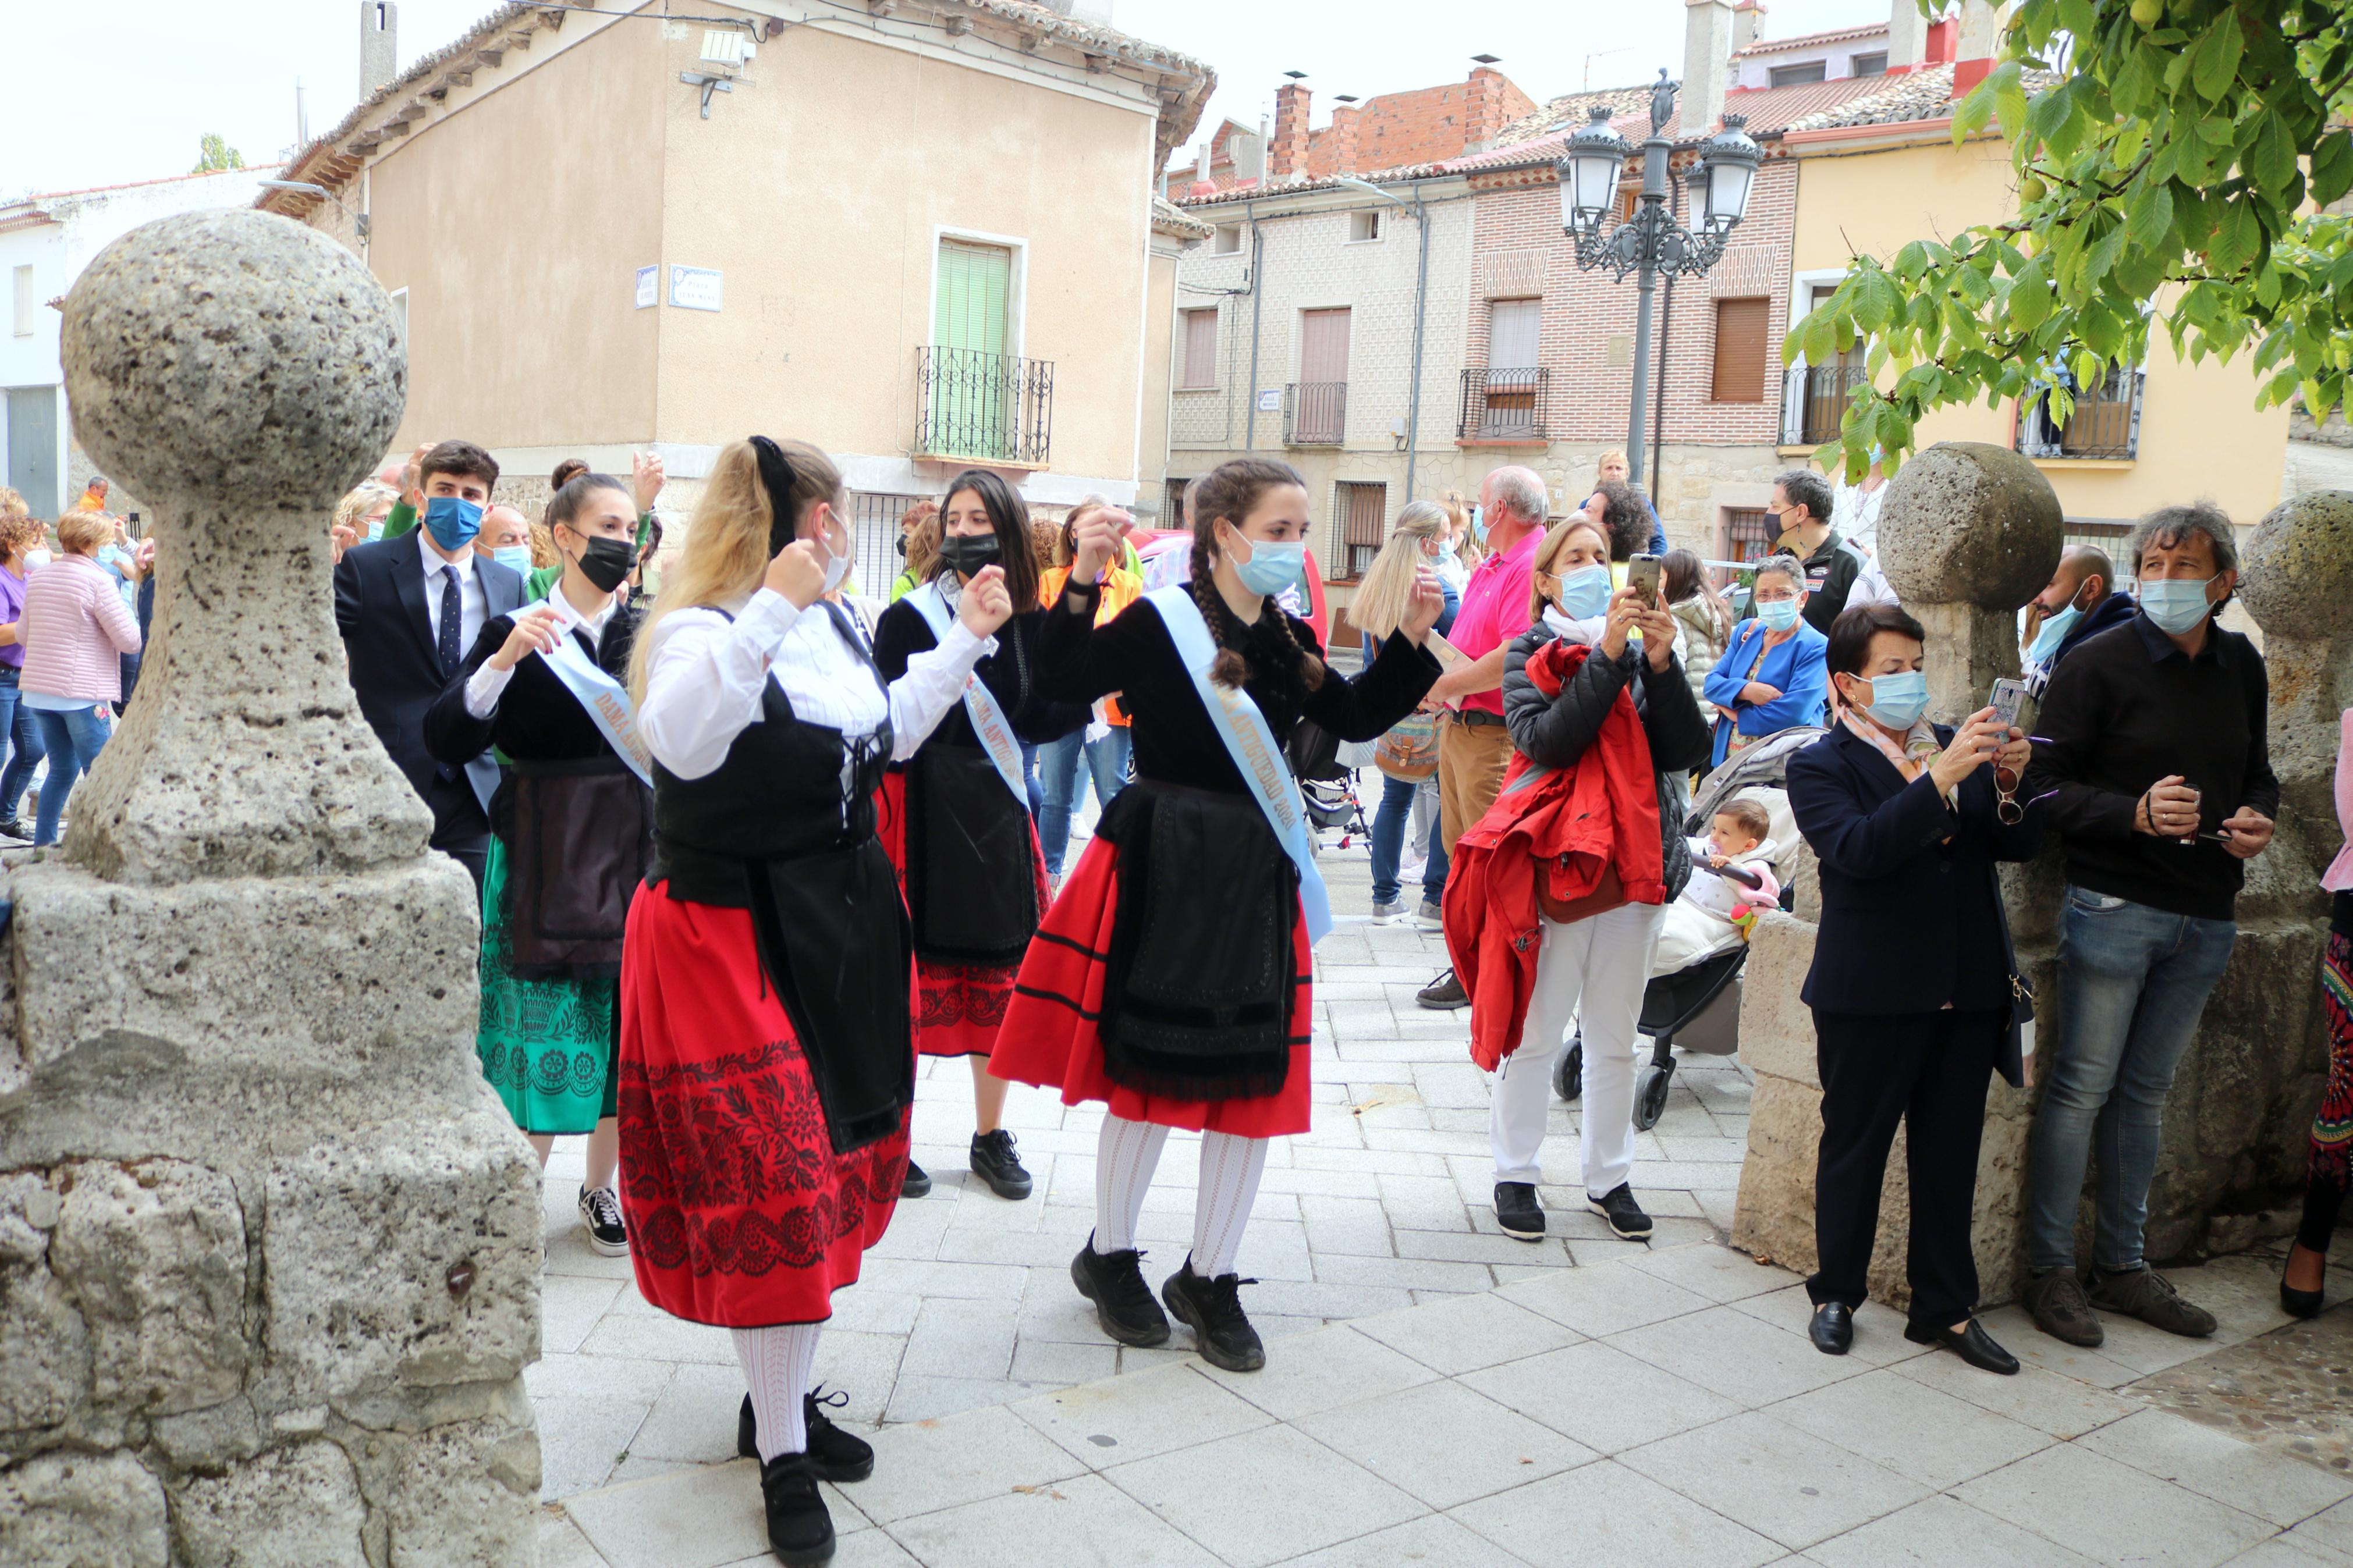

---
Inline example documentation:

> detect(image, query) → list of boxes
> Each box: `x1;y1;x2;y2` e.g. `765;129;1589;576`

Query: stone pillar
1735;448;2347;1306
0;209;540;1566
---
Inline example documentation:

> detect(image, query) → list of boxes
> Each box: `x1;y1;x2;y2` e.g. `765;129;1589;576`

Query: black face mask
937;532;1002;580
896;535;908;559
574;534;637;593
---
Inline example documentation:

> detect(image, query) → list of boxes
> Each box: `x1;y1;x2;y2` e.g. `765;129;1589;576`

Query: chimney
1465;66;1514;152
1731;0;1766;56
1886;0;1925;70
1682;0;1734;139
1925;15;1957;62
359;1;398;99
1330;105;1362;176
1951;0;2001;94
1271;80;1311;180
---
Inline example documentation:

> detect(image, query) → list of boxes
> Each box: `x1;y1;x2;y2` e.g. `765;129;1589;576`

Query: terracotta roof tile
1455;72;1899;175
1783;64;2063;133
1733;22;1890;59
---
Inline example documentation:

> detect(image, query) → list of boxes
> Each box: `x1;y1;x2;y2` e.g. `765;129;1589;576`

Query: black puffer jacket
1501;625;1715;904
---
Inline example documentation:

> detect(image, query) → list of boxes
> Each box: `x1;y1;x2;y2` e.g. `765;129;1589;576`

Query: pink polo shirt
1447;526;1540;717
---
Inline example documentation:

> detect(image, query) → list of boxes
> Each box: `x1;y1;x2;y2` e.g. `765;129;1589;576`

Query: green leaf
2086;221;2130;284
2189;9;2245;104
2125;178;2175;254
1953;78;1998;144
1992;61;2031;145
2209;198;2260;273
2008;257;2051;331
2251;114;2299;197
2313;131;2353;208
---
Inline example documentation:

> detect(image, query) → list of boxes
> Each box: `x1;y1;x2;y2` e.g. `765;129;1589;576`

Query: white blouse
639;586;989;780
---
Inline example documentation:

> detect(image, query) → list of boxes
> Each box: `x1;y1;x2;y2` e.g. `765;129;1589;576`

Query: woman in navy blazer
1703;554;1830;766
1786;602;2043;1374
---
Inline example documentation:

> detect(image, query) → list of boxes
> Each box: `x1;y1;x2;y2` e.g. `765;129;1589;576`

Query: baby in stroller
1651;796;1783;978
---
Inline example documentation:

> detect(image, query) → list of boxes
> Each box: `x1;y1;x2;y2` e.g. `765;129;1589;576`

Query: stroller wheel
1632;1061;1674;1130
1553;1040;1583;1103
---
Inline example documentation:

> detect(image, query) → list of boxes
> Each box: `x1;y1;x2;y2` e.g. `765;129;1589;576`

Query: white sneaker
1371;899;1407;924
1399;855;1427;882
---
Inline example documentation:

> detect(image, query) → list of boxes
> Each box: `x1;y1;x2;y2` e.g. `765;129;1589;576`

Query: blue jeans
32;704;112;848
2025;886;2237;1274
1037;725;1132;876
1020;741;1043;819
0;666;29;821
1371;772;1447;906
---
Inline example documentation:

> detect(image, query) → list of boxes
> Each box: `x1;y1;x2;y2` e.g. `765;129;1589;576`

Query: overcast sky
2;0;1893;199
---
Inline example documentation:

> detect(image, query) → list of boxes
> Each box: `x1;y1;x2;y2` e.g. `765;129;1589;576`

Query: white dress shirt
460;581;619;719
420;530;488;660
640;587;992;781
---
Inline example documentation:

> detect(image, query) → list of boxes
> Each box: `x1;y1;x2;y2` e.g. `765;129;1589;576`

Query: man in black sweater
2019;502;2277;1350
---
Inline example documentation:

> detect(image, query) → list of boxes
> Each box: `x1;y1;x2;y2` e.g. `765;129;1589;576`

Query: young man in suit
335;439;527;894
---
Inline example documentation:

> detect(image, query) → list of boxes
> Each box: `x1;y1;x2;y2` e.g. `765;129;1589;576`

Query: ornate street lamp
1555;73;1762;483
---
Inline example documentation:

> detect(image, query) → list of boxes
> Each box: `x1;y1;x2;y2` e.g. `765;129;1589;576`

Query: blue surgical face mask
423;495;485;551
1466;506;1488;546
1229;531;1305;598
1436;536;1458;563
1756;596;1801;632
365;517;387;542
2026;600;2084;663
2139;575;2217;637
1550;563;1613;621
1851;669;1930;730
491;545;533;575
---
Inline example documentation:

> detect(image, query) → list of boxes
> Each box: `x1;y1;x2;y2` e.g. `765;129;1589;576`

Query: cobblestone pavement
530;824;1755;1503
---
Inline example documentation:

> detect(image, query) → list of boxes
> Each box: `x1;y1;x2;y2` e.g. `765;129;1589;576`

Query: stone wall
1733;445;2347;1309
0;209;541;1566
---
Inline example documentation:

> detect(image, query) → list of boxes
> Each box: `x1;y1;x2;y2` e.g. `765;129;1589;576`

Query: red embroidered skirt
877;770;1047;1060
991;834;1315;1136
617;886;907;1327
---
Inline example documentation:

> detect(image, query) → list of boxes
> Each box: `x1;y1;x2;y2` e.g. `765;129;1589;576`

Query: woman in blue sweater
1703;554;1829;767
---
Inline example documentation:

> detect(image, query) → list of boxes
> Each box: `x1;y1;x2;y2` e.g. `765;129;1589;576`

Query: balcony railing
915;346;1055;467
1283;381;1347;446
1780;364;1870;446
2018;367;2144;461
1458;368;1550;442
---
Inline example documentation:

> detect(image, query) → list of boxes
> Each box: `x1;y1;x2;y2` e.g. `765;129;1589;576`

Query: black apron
505;754;655;981
905;744;1039;966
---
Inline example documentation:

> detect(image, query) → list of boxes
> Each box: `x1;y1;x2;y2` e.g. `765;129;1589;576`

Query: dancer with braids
619;437;1013;1565
873;469;1087;1202
993;457;1443;1370
424;471;654;1256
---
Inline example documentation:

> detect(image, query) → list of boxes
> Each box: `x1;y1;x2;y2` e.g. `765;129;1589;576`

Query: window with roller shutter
1333;480;1387;580
1180;308;1219;390
1711;297;1769;404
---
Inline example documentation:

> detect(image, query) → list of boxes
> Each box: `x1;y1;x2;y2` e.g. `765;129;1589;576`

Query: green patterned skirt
476;835;620;1135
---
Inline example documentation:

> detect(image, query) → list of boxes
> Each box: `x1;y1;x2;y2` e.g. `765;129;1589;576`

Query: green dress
476;835;620;1134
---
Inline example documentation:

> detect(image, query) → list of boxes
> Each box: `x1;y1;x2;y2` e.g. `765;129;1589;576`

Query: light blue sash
522;596;655;787
1145;585;1332;945
908;581;1027;806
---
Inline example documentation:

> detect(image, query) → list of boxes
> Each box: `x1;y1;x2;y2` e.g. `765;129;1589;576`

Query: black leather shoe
969;1129;1033;1200
1071;1236;1170;1347
1809;1302;1852;1356
900;1160;931;1200
736;1390;874;1482
757;1452;836;1566
1904;1317;2020;1375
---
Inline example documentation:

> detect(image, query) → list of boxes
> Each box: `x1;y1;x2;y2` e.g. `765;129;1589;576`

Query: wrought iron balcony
1458;368;1550;442
1780;364;1870;447
915;346;1055;467
1283;382;1347;446
2018;367;2144;461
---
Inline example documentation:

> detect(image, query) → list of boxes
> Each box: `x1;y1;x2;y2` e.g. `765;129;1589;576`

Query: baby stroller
1554;725;1822;1128
1288;717;1372;849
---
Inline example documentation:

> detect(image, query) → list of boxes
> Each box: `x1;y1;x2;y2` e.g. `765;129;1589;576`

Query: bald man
474;504;535;576
2022;543;2136;698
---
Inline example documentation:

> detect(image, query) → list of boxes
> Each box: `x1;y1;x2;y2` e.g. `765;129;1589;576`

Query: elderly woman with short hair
1701;553;1829;766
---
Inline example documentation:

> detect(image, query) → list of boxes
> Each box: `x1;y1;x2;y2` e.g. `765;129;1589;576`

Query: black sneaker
969;1129;1033;1200
1494;1182;1545;1241
0;818;29;845
757;1452;835;1566
1161;1257;1265;1373
1070;1236;1170;1347
577;1186;628;1257
1417;966;1468;1009
900;1160;932;1200
736;1389;874;1483
2021;1267;2104;1347
1587;1183;1653;1240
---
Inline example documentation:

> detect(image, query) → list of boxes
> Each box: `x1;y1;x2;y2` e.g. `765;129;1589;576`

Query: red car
1129;528;1330;649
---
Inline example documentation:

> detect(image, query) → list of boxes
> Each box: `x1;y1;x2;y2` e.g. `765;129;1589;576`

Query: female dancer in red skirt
621;436;1012;1565
874;468;1085;1202
993;457;1443;1370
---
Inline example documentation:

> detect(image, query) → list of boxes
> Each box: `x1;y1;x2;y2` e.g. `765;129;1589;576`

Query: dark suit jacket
1786;723;2045;1085
336;535;527;832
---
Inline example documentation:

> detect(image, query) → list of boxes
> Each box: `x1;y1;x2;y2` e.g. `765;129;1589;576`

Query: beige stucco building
260;0;1209;582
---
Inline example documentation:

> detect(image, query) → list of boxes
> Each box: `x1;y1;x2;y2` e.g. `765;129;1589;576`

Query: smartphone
1627;553;1663;608
1989;677;2028;734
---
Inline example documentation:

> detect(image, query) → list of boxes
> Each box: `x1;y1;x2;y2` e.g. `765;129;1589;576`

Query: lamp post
1557;72;1761;486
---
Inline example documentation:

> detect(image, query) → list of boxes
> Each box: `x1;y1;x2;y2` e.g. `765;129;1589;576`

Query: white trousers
1489;901;1666;1195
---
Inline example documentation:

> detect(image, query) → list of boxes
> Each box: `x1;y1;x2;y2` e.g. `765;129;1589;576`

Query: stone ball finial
61;209;404;512
2240;490;2353;643
1876;442;2064;610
